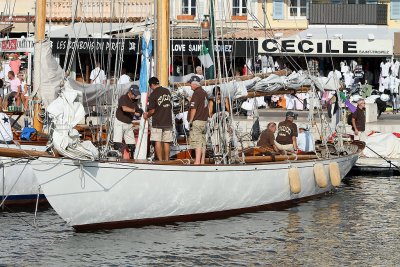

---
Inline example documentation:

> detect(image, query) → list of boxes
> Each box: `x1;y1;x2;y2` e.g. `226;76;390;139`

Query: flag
339;92;356;113
198;45;213;68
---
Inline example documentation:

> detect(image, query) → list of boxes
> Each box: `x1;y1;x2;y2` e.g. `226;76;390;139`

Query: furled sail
47;80;99;160
33;39;64;105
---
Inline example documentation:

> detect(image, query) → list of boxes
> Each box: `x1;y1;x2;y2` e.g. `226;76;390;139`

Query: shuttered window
273;0;285;20
392;0;400;20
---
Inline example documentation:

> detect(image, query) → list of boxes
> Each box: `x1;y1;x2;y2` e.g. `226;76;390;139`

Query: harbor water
1;174;399;266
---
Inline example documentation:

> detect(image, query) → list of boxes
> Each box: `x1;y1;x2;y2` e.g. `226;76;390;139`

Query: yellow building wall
2;0;36;15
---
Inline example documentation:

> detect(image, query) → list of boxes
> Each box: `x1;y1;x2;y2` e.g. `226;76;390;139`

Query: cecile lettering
261;39;358;54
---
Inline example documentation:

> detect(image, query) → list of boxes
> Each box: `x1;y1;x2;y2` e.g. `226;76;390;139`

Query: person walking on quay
275;111;298;152
188;79;209;164
351;99;366;142
143;77;173;161
113;85;142;159
90;62;106;85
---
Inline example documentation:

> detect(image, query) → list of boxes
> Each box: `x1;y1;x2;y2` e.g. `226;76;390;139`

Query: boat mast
33;0;46;132
156;0;169;86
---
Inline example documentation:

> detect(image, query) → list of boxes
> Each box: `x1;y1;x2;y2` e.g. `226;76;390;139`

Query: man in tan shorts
188;78;209;164
144;77;173;161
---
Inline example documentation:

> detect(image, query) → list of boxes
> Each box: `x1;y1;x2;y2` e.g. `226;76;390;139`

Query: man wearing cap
113;85;142;159
276;111;298;152
144;77;173;161
188;79;209;164
296;124;315;153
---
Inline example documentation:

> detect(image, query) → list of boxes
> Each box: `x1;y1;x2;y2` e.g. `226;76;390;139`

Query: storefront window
233;0;247;16
182;0;196;16
289;0;307;18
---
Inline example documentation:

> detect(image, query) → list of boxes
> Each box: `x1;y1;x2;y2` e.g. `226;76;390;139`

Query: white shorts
274;141;294;151
113;119;136;145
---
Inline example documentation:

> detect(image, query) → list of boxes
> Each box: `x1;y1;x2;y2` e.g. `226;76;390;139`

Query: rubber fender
329;162;341;187
314;163;328;188
288;167;301;194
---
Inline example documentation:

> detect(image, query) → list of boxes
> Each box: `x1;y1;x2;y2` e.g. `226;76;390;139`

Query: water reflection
0;175;399;266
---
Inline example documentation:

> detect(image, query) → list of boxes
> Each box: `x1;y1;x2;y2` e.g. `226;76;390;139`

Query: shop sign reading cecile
258;38;393;56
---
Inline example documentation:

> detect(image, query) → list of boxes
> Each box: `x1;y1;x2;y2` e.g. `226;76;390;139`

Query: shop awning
258;25;395;57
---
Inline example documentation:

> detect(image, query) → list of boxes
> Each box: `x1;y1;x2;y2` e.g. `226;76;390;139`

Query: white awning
258;25;396;57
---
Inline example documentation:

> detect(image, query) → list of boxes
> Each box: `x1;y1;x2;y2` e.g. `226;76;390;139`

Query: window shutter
392;0;400;20
216;0;226;21
273;0;284;20
247;0;258;20
197;0;205;19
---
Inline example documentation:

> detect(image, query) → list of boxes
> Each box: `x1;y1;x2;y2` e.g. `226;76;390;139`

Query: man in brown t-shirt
352;99;366;142
188;80;209;164
257;122;280;153
113;85;141;158
276;111;298;152
144;77;173;161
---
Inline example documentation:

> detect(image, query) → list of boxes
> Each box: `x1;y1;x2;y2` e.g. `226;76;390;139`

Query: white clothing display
391;60;400;77
380;61;391;77
379;76;390;92
390;76;400;94
328;70;342;80
284;94;295;110
343;72;354;88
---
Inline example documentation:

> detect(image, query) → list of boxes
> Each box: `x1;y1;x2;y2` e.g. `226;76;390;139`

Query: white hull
32;154;358;230
0;144;46;206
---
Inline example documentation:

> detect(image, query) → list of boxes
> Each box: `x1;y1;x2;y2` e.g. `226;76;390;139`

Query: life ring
314;163;328;188
288;167;301;194
329;162;341;187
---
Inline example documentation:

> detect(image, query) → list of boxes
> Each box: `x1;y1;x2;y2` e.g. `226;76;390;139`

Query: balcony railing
309;4;387;25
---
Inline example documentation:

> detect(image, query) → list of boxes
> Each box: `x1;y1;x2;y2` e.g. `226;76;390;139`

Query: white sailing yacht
28;0;363;231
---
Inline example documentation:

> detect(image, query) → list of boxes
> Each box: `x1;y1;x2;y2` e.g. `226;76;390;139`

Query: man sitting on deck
275;111;298;152
257;122;280;153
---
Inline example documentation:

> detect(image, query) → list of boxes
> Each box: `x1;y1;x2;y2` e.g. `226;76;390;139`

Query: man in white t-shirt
3;71;21;111
117;68;131;85
90;62;106;85
0;112;13;143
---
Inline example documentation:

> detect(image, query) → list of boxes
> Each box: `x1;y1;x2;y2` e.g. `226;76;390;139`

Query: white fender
329;162;342;187
314;163;328;188
288;167;301;194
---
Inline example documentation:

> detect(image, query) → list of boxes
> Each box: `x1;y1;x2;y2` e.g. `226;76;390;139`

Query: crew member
276;111;298;152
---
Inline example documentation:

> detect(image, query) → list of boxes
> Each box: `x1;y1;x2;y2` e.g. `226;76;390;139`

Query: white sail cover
47;81;99;160
177;77;260;99
33;39;64;105
364;133;400;158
